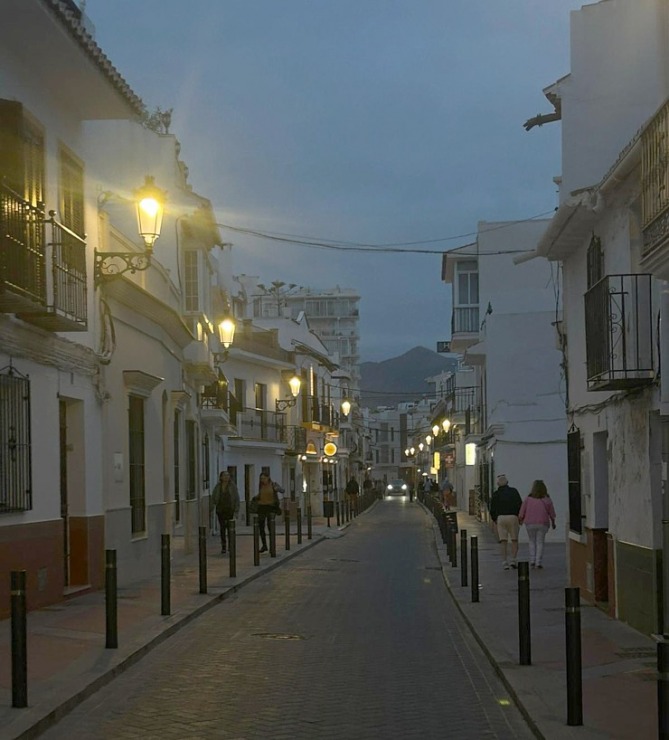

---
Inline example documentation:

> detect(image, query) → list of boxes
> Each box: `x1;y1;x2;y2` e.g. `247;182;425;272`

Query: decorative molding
123;370;163;397
170;390;191;411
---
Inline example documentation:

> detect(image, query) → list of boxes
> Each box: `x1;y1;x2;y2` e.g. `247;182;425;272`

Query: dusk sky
89;0;585;361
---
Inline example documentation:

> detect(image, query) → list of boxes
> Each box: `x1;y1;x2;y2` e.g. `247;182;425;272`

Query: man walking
490;474;522;570
211;471;239;554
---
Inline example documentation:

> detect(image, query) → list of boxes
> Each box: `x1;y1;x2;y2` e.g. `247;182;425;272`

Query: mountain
359;346;458;409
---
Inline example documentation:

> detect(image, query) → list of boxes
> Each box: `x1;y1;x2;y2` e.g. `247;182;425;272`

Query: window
184;251;199;312
128;396;146;534
59;148;84;237
173;410;180;522
567;426;583;533
254;382;266;410
587;234;604;289
186;420;196;500
456;260;479;306
0;368;32;513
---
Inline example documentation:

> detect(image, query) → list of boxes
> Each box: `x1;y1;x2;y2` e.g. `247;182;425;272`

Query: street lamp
341;399;351;416
432;424;440;437
94;175;166;285
276;373;302;411
442;418;451;433
213;316;236;363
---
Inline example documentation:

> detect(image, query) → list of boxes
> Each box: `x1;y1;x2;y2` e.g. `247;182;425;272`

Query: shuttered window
128;396;146;535
0;368;32;513
59;149;84;237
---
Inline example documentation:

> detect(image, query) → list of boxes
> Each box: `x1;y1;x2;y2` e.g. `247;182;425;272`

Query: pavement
0;500;659;740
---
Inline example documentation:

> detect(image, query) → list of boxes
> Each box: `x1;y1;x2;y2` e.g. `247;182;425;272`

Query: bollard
441;509;448;545
565;587;583;726
161;534;171;616
284;509;291;551
658;638;669;738
269;513;277;557
450;522;458;568
11;570;27;708
297;507;303;544
228;521;237;578
460;529;468;587
307;505;313;540
105;550;118;649
518;562;531;665
245;499;250;528
253;514;260;566
336;501;341;527
198;526;207;594
471;536;479;603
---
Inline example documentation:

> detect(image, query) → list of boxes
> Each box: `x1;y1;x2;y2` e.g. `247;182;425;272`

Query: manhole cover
253;632;304;641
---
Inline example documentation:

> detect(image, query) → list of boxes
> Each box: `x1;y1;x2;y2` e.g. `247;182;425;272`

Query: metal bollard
441;509;448;545
658;638;669;738
460;529;468;587
471;536;479;603
565;587;583;726
307;505;313;540
245;499;250;528
11;570;27;708
105;550;118;649
335;501;341;527
198;526;207;594
228;521;237;578
518;562;531;665
269;513;277;557
161;534;171;616
253;514;260;566
284;509;291;551
297;507;303;544
450;522;458;568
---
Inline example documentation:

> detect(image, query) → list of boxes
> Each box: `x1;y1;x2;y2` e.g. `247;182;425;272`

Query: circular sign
323;442;338;456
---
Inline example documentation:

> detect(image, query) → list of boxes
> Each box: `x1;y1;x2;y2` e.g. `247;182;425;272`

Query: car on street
386;479;408;496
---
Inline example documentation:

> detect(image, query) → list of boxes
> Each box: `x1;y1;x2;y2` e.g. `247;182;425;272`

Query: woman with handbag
253;473;285;553
518;479;556;569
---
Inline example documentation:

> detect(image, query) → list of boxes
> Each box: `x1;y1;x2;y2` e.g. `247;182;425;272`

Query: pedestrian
439;476;454;509
518;479;557;569
423;477;433;495
490;474;522;570
252;472;285;553
210;471;239;554
345;476;359;513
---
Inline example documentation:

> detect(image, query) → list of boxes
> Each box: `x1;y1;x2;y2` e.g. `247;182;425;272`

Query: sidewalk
0;515;344;740
433;508;657;739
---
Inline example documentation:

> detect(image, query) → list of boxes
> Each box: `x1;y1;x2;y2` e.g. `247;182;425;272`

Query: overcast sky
89;0;585;362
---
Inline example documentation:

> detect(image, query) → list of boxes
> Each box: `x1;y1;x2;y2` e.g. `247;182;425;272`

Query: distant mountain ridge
360;346;458;409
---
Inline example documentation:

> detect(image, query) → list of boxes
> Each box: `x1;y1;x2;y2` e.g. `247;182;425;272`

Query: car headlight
386;484;392;490
402;484;407;490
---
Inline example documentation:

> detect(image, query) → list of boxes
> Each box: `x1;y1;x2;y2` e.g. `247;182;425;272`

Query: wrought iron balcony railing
237;407;286;443
284;425;307;454
584;274;655;391
451;306;479;334
0;184;87;330
303;395;339;429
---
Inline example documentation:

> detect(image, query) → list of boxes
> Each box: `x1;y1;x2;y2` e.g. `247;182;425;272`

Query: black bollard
253;514;260;566
336;501;341;527
245;499;250;527
307;505;313;540
658;638;669;739
441;509;448;545
297;507;303;544
460;529;468;587
471;536;479;603
11;570;27;708
198;526;207;594
269;513;277;557
518;562;531;665
565;587;583;726
161;534;171;616
105;550;118;649
228;521;237;578
284;509;291;551
450;522;458;568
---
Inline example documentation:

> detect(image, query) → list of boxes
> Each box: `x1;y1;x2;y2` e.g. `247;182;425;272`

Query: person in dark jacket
489;474;522;570
211;471;239;554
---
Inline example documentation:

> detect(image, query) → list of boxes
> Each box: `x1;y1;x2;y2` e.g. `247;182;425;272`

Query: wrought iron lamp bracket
276;397;297;412
94;249;151;286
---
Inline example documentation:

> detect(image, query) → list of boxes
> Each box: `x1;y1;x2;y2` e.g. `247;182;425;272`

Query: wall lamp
341;399;351;416
213;317;236;363
94;176;166;286
276;374;301;411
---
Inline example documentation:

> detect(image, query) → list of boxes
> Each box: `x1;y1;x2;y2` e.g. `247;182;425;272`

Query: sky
88;0;585;362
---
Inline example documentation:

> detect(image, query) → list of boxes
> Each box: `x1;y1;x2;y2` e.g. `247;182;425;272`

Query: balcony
0;185;87;330
199;386;239;433
584;274;655;391
450;306;479;353
302;395;339;430
285;425;307;455
642;100;669;278
237;407;286;443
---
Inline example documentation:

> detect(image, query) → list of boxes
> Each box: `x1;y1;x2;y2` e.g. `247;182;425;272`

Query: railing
47;212;87;326
0;182;46;309
304;395;339;428
237;407;286;443
584;274;654;391
285;425;307;454
642;99;669;249
451;306;479;334
199;382;229;412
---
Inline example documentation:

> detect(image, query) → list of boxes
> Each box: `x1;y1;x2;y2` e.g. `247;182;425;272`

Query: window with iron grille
586;235;604;289
184;250;199;312
128;395;146;534
59;148;84;238
567;426;583;533
0;368;32;513
173;409;180;523
0;100;45;205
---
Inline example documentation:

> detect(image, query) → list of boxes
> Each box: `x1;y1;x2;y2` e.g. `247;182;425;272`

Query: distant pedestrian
252;473;284;553
423;477;433;495
439;476;454;508
490;474;522;570
211;471;239;554
345;476;359;512
518;479;556;569
362;477;373;496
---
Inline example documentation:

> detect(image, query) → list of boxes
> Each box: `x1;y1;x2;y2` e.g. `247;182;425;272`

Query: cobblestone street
40;500;533;739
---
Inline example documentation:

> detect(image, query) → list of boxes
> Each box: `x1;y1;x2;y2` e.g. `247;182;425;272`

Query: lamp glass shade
341;399;351;416
218;318;236;348
442;419;451;433
425;435;432;445
418;443;424;452
432;424;440;436
288;375;301;397
135;176;165;251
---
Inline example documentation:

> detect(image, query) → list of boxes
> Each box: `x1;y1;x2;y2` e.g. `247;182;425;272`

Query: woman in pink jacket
518;480;556;569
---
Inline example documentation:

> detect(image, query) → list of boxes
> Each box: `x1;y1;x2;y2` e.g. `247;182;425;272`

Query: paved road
42;500;534;739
